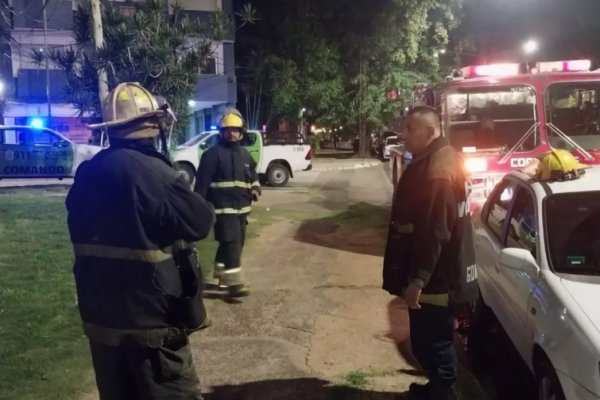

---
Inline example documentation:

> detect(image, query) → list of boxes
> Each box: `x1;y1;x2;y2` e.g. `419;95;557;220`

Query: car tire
536;358;566;400
467;294;496;358
174;163;196;187
267;163;289;187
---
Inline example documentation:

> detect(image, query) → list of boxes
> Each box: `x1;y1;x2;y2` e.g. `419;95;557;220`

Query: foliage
49;0;229;139
236;0;463;146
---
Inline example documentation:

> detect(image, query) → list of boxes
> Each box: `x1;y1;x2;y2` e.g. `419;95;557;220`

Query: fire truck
389;59;600;209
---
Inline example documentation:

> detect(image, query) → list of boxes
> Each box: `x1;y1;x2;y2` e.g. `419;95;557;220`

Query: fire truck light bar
535;59;592;73
462;63;521;78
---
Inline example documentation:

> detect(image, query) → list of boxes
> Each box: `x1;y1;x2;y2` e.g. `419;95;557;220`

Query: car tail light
305;148;314;160
465;157;488;173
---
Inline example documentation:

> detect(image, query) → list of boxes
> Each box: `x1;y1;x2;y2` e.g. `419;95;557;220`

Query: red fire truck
389;59;600;209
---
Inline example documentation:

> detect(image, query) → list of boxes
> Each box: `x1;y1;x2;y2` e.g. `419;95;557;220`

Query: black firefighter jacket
194;140;260;217
66;139;215;331
383;137;476;302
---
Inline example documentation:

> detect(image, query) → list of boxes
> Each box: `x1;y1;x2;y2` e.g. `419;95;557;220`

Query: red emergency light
461;63;521;79
534;59;592;73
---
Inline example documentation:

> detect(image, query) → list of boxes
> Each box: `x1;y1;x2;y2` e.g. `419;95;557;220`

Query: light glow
465;157;488;173
462;63;520;78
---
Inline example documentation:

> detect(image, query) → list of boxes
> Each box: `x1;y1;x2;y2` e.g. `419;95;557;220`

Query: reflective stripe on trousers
214;206;252;215
209;181;253;189
73;243;174;263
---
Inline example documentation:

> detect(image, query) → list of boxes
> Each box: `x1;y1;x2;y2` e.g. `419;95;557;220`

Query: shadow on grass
294;202;389;257
204;377;407;400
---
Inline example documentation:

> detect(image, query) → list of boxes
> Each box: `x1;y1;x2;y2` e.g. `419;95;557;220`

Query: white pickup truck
172;130;313;187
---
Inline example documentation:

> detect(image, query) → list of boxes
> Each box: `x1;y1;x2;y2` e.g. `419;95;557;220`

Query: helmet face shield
218;110;246;143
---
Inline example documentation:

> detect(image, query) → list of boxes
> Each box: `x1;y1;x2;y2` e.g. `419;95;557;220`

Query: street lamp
522;39;538;72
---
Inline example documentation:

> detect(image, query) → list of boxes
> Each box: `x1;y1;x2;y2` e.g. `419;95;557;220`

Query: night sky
457;0;600;66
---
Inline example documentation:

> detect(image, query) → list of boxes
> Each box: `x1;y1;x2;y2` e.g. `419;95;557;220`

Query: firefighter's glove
252;190;261;202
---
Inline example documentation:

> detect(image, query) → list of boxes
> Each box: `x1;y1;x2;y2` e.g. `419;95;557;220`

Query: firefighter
194;109;261;298
66;82;215;400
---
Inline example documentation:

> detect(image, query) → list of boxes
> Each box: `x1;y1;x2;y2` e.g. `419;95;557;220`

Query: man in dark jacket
66;82;215;400
383;106;475;400
195;109;261;298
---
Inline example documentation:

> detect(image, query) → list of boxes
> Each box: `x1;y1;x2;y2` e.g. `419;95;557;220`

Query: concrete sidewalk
311;157;383;171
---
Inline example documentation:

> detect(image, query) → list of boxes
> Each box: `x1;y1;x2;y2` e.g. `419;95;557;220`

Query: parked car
172;130;313;187
0;125;101;179
471;166;600;400
382;136;400;160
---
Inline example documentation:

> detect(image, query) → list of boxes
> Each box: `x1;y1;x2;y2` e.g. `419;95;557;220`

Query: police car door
0;127;32;177
496;184;539;356
29;128;74;177
244;131;261;166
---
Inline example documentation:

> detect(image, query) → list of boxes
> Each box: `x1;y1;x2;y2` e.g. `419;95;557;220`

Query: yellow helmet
219;109;245;130
88;82;165;139
538;149;589;181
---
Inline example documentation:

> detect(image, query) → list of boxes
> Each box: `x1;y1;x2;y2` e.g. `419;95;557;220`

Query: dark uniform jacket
383;137;476;303
194;139;260;217
66;139;215;331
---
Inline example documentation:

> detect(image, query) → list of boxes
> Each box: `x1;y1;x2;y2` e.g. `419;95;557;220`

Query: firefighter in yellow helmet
522;149;590;180
194;109;261;298
67;82;214;399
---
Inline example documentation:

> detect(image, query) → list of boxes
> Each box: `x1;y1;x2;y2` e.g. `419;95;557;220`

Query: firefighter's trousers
214;214;247;286
88;329;202;400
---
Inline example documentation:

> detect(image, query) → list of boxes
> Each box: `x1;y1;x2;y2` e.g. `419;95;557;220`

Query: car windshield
386;137;398;145
546;82;600;152
545;191;600;276
180;132;212;147
444;85;538;152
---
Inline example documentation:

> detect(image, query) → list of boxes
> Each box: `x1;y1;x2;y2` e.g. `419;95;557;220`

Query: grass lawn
0;189;267;400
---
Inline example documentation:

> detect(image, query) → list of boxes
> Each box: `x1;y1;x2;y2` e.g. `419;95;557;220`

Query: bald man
383;106;475;400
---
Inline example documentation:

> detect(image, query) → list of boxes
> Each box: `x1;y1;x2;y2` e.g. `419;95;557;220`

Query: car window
0;129;25;145
546;191;600;276
506;187;537;257
484;180;516;240
204;134;219;148
31;129;63;146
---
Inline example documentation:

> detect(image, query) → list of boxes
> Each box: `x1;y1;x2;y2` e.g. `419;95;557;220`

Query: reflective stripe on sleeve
73;244;174;263
251;181;260;188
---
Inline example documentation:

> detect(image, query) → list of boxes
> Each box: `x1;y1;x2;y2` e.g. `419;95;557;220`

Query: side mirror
199;143;208;150
499;248;539;275
55;139;70;148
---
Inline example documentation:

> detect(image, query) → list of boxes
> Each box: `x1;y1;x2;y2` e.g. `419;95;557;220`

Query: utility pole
91;0;109;113
358;48;368;158
42;0;51;120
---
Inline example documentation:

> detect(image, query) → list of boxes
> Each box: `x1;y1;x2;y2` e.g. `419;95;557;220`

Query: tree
235;0;463;155
49;0;229;140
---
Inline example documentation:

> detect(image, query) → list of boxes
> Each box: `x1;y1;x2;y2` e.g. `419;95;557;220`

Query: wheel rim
271;169;286;184
539;376;557;400
177;168;192;184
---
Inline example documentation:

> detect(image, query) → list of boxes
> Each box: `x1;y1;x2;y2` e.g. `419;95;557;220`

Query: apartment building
0;0;236;142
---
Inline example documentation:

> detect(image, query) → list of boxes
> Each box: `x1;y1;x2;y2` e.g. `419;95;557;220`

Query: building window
201;57;216;75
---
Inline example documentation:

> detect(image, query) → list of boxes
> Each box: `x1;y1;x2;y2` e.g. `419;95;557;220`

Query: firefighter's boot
213;263;226;288
221;267;250;298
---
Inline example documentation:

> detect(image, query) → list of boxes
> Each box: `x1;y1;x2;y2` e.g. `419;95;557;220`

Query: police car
0;126;101;179
472;158;600;400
